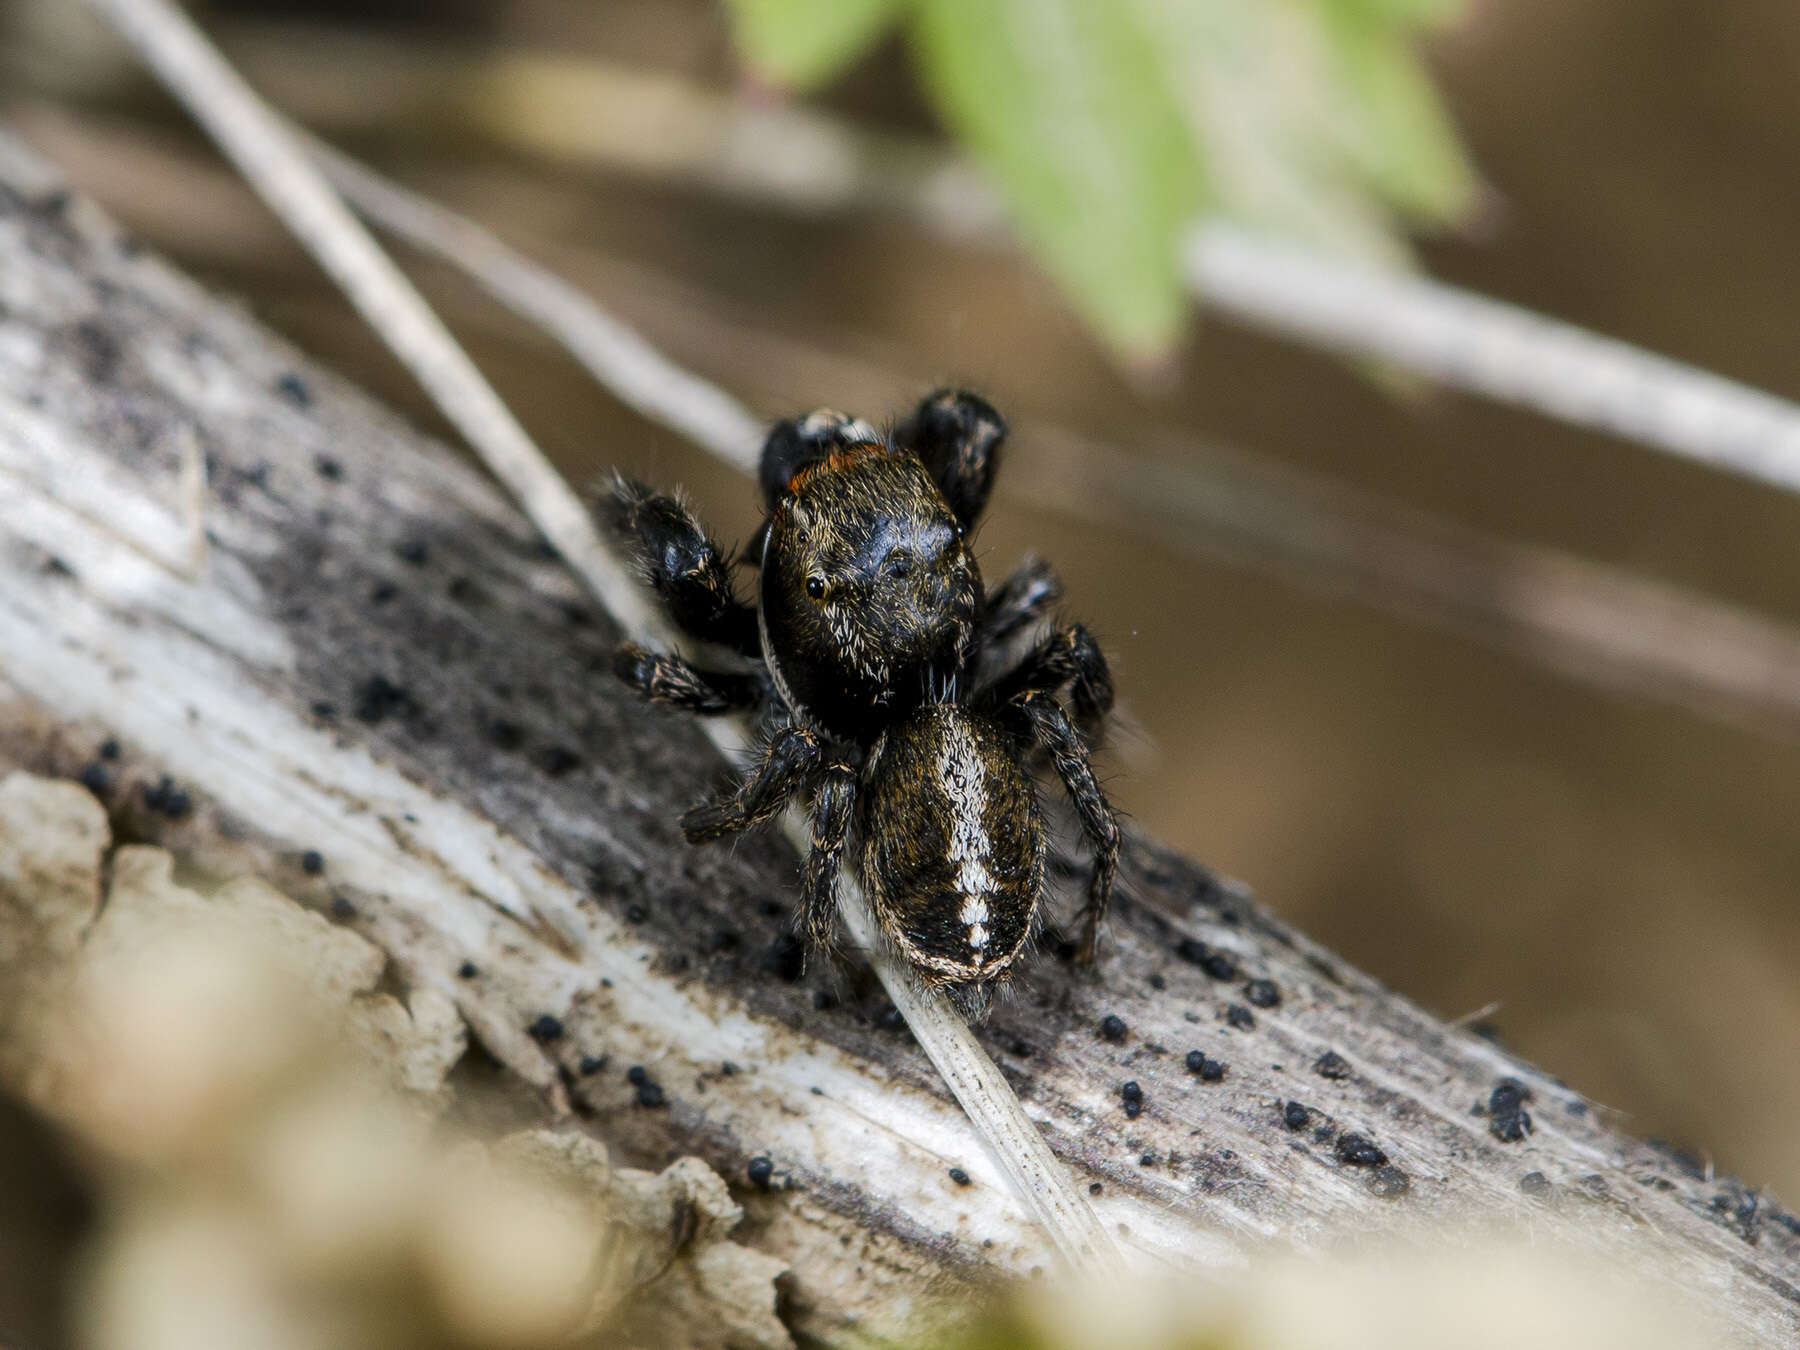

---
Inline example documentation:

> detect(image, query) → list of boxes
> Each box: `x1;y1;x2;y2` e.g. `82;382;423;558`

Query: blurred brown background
3;0;1797;1199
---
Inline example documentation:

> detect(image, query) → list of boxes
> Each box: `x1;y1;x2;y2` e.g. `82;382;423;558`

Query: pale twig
1183;225;1800;498
195;24;1800;501
300;137;1800;743
303;135;765;474
87;0;1118;1272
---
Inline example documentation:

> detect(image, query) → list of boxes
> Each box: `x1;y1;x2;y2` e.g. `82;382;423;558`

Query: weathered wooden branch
2;133;1797;1345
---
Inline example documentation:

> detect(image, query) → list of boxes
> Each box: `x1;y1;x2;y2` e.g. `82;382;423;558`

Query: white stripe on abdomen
938;721;999;956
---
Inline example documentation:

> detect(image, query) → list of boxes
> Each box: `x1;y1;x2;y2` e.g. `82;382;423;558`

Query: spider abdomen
860;705;1045;986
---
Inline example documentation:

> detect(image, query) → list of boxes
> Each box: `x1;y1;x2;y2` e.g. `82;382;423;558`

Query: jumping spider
608;390;1120;999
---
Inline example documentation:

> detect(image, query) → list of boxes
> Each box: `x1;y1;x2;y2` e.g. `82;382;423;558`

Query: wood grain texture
1;130;1796;1345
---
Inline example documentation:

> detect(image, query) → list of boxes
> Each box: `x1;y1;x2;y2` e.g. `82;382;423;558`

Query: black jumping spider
608;390;1119;998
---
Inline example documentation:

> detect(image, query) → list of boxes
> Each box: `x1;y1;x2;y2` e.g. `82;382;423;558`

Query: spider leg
681;725;821;843
1012;690;1120;963
892;388;1007;533
978;554;1063;647
986;622;1114;725
799;757;859;958
606;477;760;656
614;642;762;714
759;409;879;507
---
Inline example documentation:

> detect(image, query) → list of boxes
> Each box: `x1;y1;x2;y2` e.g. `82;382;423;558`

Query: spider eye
805;575;826;600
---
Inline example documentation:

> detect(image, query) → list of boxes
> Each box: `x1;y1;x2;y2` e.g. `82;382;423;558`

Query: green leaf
911;0;1204;361
726;0;911;90
725;0;1477;364
1314;6;1476;221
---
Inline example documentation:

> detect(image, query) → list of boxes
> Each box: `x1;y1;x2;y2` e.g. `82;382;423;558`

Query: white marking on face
938;718;998;956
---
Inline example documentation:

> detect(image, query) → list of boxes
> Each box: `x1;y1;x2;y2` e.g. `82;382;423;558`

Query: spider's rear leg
979;554;1063;648
988;622;1115;726
759;409;878;507
606;477;759;656
614;642;761;715
1012;689;1120;963
799;759;858;959
681;724;821;843
892;388;1007;534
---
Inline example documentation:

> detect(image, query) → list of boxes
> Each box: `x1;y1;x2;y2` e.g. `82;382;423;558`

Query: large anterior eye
805;575;826;599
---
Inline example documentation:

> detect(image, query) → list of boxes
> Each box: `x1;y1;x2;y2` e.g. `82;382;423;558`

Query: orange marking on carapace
787;442;883;493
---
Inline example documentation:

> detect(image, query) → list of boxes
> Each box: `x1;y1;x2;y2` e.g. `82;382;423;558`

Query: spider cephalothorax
760;440;980;738
607;389;1119;1001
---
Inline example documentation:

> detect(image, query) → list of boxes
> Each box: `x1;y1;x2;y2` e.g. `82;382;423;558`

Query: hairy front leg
892;388;1007;533
680;725;821;843
607;476;759;655
613;642;762;714
798;758;858;958
1015;690;1120;962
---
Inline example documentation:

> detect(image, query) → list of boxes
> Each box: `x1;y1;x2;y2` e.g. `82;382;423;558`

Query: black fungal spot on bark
1088;1181;1103;1196
1519;1171;1551;1198
948;1167;971;1186
140;775;191;819
1710;1183;1763;1243
527;1015;565;1044
311;700;337;719
1120;1081;1143;1118
534;746;582;776
1648;1139;1706;1181
1185;1050;1226;1081
1368;1165;1410;1198
1174;937;1207;965
1488;1077;1534;1143
313;454;341;480
1313;1051;1351;1080
747;1156;774;1190
626;1066;666;1108
78;761;111;795
276;371;312;407
1244;979;1281;1009
1282;1101;1312;1131
330;897;357;921
578;1055;605;1076
300;850;324;876
99;739;121;760
1225;1004;1255;1030
353;675;414;724
70;320;120;383
395;539;428;566
1335;1133;1387;1167
1098;1014;1128;1043
457;962;478;979
484;719;524;751
1201;951;1238;981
